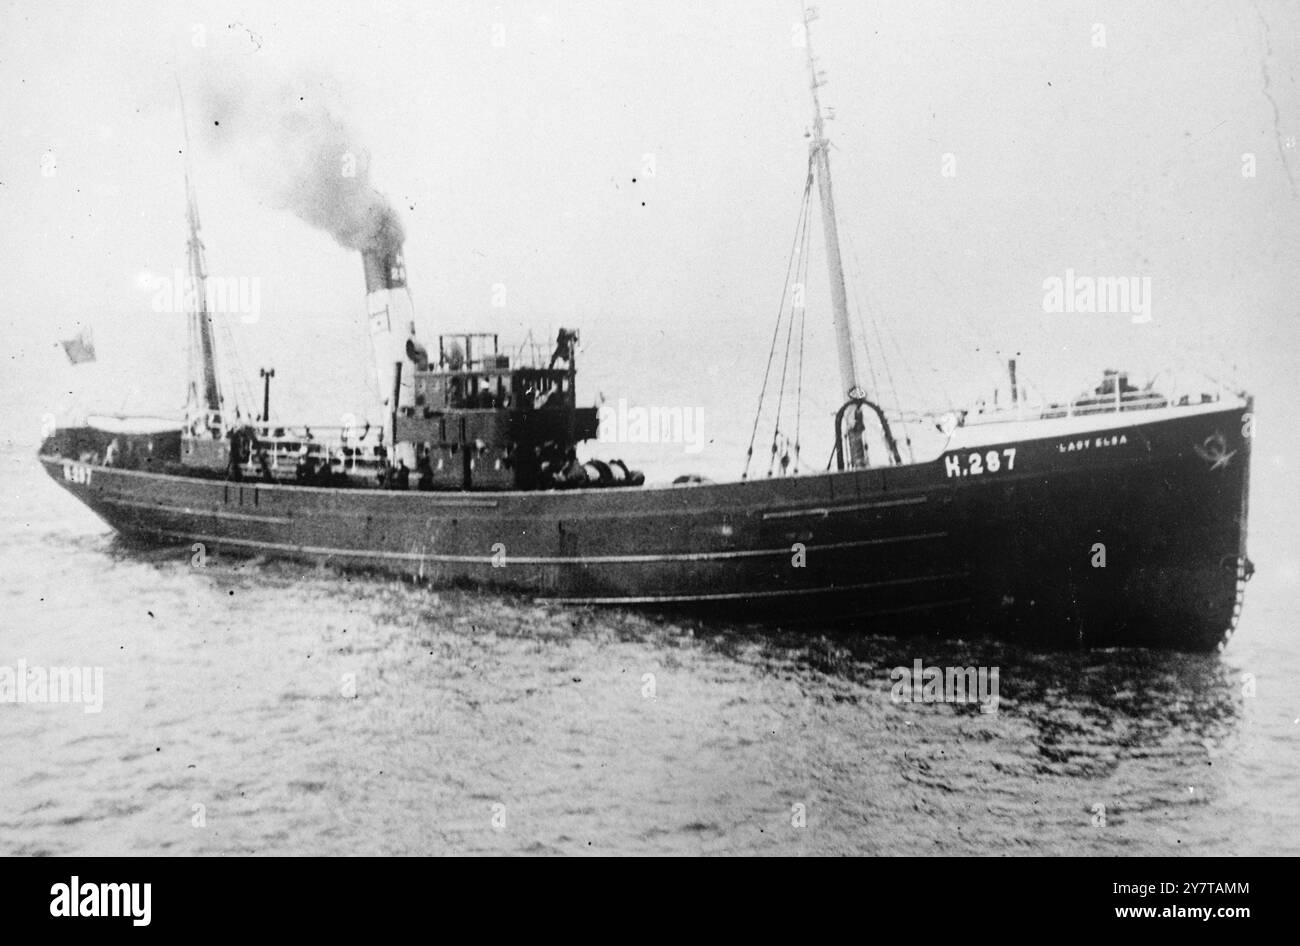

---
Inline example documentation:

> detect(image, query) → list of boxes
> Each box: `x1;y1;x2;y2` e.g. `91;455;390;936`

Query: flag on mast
61;327;96;365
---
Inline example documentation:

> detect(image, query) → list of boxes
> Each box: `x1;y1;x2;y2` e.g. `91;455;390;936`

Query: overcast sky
2;0;1296;477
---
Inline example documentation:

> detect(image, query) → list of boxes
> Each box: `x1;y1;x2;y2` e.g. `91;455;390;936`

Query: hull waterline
40;402;1253;651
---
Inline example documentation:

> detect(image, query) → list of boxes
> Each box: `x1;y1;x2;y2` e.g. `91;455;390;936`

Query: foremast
177;85;224;435
804;7;868;468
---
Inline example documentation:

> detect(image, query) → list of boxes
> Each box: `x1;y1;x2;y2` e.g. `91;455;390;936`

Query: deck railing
955;380;1237;429
232;424;388;481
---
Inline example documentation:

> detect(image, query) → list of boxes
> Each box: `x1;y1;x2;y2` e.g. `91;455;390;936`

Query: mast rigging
803;6;868;468
176;79;224;433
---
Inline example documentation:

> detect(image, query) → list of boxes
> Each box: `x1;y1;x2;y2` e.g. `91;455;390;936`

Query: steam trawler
40;18;1253;650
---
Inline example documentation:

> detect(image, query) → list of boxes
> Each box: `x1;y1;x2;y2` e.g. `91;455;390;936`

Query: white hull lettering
943;447;1017;479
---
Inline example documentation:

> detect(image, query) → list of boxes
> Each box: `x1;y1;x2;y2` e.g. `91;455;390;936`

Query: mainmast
804;7;867;468
177;83;223;432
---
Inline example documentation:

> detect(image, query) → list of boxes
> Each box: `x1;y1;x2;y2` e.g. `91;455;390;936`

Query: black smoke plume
191;65;403;255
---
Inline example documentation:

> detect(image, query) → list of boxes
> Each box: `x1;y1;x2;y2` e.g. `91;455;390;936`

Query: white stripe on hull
538;576;968;605
113;498;292;525
147;526;949;566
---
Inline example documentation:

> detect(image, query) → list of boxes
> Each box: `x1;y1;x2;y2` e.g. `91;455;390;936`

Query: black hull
40;403;1253;651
